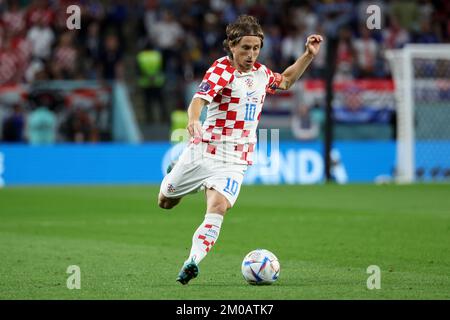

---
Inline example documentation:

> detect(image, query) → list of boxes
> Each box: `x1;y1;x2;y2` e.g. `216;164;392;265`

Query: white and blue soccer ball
241;249;280;285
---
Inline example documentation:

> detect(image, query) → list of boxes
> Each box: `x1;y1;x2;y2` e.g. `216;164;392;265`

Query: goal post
386;44;450;183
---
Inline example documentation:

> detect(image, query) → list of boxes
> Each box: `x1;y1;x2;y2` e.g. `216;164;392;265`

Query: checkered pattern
194;57;235;103
197;223;219;253
235;143;255;164
198;234;215;252
193;56;282;165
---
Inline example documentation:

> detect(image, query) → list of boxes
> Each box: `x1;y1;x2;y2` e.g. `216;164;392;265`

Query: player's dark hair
223;15;264;59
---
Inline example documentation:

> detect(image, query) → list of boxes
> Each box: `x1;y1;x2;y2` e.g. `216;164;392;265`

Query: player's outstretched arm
187;97;208;138
278;34;323;90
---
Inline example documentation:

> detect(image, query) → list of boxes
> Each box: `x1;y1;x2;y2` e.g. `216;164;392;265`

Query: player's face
231;36;261;72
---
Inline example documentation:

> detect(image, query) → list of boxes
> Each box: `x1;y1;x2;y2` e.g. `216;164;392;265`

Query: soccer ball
241;249;280;285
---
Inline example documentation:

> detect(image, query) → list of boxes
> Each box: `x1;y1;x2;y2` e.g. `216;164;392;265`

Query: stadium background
0;0;449;300
1;0;450;184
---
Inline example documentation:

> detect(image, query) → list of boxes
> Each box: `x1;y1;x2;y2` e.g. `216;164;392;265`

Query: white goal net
386;44;450;183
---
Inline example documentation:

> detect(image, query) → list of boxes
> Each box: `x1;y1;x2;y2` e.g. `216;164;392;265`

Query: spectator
98;34;124;81
91;101;110;141
11;27;32;81
281;23;307;65
143;0;158;40
51;32;78;79
26;15;54;61
390;0;420;32
382;16;410;49
105;0;128;48
26;104;56;144
418;0;434;25
0;32;20;85
201;13;221;53
25;59;48;81
259;24;282;67
136;41;167;123
60;106;94;143
2;103;25;142
293;3;318;36
84;22;101;79
2;0;26;35
83;0;106;22
414;19;439;43
335;28;356;81
25;0;55;29
291;104;322;141
150;10;184;74
353;25;379;78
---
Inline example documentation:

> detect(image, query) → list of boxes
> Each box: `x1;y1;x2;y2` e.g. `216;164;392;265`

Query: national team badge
167;184;176;193
245;78;253;88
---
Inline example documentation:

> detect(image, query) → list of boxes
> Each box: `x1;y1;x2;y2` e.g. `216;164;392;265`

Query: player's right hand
187;120;203;140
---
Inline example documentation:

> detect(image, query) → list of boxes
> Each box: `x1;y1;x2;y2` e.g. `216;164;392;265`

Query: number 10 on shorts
224;178;239;196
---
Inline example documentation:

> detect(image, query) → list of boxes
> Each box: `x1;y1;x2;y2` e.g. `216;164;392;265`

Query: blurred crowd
0;0;448;84
0;0;121;143
0;0;126;83
134;0;450;84
0;0;449;143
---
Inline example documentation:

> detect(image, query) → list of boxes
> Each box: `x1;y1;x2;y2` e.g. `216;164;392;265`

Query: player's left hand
305;35;323;57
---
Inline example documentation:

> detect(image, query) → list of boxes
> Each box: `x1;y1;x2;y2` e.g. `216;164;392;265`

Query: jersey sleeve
265;66;283;95
193;60;235;103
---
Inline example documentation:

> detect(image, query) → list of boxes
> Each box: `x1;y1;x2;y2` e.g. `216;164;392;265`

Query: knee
158;194;179;210
158;198;173;209
158;194;171;209
208;201;229;215
206;190;231;215
158;198;171;209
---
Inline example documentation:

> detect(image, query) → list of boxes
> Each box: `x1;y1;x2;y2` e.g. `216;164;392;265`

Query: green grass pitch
0;184;449;299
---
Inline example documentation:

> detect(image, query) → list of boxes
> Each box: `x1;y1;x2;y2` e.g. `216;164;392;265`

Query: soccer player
158;15;322;285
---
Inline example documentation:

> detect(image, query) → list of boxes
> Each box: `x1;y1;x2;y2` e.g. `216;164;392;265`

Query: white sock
185;213;224;265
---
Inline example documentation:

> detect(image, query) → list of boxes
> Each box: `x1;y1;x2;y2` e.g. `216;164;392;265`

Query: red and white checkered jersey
193;56;282;165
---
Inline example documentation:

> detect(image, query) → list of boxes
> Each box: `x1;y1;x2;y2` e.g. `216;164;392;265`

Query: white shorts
159;142;247;207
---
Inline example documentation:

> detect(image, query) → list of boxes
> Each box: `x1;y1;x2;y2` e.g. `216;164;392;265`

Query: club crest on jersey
245;78;253;88
167;183;176;193
198;81;211;93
